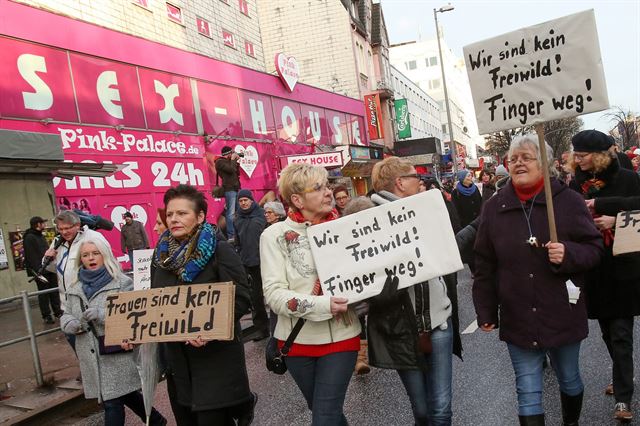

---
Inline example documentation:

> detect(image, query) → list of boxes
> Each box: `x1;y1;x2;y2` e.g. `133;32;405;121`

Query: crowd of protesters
32;131;640;425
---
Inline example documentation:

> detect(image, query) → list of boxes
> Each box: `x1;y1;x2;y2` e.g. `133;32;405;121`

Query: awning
0;129;64;161
0;159;124;178
340;159;378;177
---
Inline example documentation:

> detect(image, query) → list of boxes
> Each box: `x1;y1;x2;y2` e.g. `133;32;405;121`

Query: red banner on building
364;94;384;140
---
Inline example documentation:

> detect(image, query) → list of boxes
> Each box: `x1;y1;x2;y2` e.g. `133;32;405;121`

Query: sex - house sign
307;190;463;304
463;9;609;134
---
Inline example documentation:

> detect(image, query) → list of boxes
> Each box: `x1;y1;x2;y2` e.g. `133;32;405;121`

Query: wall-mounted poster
0;229;8;270
9;228;57;272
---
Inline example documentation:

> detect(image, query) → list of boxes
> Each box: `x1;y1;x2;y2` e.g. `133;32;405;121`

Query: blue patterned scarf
153;222;216;283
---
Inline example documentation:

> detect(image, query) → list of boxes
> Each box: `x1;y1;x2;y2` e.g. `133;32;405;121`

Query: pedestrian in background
479;170;496;203
260;163;361;425
263;201;286;226
473;134;603;426
568;130;640;422
153;208;167;236
120;211;149;268
23;216;62;324
215;146;242;242
235;189;270;341
451;169;482;228
60;238;166;426
332;185;351;216
151;184;255;425
368;156;462;426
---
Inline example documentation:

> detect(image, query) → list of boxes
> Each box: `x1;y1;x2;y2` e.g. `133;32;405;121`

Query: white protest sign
307;190;463;304
133;249;154;290
463;9;609;134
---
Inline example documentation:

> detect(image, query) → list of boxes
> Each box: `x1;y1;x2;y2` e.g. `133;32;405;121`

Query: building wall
391;65;442;141
257;0;359;99
390;38;482;157
0;176;56;299
16;0;265;71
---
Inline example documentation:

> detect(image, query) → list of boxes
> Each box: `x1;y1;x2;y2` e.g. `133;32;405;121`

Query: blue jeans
507;341;583;416
103;390;164;426
286;350;357;426
127;250;134;268
224;191;237;239
397;319;453;426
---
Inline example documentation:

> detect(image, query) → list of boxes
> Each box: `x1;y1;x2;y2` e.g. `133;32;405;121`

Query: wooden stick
534;123;558;243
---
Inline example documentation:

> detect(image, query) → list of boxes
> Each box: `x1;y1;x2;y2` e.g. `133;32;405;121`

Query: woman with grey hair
473;133;603;425
60;238;166;426
263;201;287;226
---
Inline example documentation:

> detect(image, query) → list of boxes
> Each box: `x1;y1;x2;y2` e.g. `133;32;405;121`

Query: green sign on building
394;98;411;139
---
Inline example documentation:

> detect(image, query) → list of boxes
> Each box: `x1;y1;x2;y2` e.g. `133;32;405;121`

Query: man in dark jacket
234;189;269;340
23;216;62;323
215;146;241;241
120;211;149;268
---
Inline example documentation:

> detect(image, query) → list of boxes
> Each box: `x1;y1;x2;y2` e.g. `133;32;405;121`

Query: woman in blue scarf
60;238;166;426
451;169;482;228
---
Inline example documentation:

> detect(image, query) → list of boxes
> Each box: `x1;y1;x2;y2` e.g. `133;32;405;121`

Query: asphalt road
72;267;640;425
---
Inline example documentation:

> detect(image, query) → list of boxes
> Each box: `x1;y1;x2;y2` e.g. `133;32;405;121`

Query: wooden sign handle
535;123;558;243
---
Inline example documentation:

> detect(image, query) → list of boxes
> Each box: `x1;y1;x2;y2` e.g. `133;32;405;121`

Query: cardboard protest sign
307;190;463;304
104;282;235;345
613;210;640;256
463;9;609;134
133;249;154;290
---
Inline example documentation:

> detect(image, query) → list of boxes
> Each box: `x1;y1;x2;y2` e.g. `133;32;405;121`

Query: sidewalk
0;302;83;424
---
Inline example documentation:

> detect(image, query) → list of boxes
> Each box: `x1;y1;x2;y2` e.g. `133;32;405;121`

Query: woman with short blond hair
261;163;361;425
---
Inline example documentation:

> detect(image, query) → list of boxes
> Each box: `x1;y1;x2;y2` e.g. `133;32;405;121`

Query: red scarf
513;178;545;202
579;180;614;247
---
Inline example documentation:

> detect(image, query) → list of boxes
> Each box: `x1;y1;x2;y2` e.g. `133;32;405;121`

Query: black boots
561;391;583;426
518;414;545;425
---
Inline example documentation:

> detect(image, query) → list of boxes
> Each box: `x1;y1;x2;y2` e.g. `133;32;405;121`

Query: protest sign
307;190;463;304
133;249;154;290
613;210;640;256
104;282;235;345
463;9;609;134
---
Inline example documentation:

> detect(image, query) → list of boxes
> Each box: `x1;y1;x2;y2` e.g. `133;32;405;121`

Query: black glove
370;271;400;306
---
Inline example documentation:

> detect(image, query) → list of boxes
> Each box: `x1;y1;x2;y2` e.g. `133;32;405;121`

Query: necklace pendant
527;236;539;247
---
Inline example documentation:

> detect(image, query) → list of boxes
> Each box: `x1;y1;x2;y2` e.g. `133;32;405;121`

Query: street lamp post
434;4;457;173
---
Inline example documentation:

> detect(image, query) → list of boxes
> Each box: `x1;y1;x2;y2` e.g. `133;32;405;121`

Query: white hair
508;133;559;178
75;237;125;282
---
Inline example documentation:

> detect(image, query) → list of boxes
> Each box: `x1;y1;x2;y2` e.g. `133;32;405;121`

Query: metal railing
0;288;61;386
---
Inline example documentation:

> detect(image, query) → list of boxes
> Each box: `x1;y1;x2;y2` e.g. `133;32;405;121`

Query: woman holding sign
260;163;361;426
568;130;640;422
473;134;603;426
60;238;166;426
151;184;255;426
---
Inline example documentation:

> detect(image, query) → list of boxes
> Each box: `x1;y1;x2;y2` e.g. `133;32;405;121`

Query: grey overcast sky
381;0;640;134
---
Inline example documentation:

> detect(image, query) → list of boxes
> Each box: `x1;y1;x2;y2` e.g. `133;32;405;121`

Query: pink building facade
0;0;367;266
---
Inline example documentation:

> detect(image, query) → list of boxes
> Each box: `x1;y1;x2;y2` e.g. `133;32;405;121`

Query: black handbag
80;299;129;356
266;318;305;375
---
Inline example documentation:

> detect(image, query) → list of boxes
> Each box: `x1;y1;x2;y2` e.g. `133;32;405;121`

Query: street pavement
70;267;640;425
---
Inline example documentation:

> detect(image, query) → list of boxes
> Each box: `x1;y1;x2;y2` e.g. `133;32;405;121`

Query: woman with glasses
451;169;482;229
332;185;352;216
568;130;640;422
260;164;361;425
473;134;603;426
263;201;287;226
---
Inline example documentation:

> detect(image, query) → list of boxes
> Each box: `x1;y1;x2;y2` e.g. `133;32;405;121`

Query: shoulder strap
280;318;306;355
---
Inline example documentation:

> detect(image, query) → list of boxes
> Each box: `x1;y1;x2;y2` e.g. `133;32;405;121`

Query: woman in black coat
473;135;603;426
151;184;254;425
569;130;640;422
451;170;482;228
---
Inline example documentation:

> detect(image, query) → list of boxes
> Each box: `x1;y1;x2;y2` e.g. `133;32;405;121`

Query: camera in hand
236;151;245;158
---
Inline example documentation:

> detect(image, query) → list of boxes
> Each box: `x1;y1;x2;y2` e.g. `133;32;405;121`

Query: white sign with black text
307;190;463;304
463;9;609;134
133;249;154;290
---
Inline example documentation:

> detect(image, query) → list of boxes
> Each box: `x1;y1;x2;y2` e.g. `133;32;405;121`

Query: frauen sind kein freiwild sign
307;190;463;304
463;9;609;134
104;282;235;345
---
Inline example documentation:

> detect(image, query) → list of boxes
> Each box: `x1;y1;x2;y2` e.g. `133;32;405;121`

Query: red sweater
278;336;360;357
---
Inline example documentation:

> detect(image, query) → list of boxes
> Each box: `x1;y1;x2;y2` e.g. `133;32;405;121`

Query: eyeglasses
573;152;592;161
335;195;350;201
400;173;421;180
302;182;329;193
264;210;275;215
508;155;537;165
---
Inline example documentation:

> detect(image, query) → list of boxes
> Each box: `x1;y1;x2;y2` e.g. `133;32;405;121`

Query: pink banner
138;68;197;133
0;37;77;122
238;90;276;141
197;80;243;138
348;114;366;145
272;98;302;144
300;104;329;145
325;110;350;145
70;54;146;128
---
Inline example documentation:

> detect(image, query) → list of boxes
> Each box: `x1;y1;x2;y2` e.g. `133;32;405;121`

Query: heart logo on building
111;205;148;231
275;53;300;92
234;144;259;178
